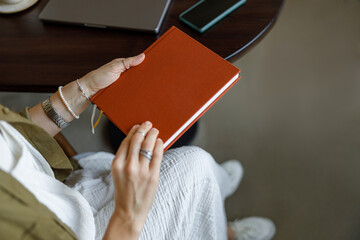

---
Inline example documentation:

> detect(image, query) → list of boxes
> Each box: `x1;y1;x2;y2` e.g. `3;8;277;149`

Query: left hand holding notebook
28;53;145;137
79;53;145;98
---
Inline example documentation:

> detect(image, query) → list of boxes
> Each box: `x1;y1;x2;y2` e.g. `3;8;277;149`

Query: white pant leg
140;146;228;240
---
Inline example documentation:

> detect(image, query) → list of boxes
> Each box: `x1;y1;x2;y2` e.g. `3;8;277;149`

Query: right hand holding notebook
79;53;145;98
104;122;164;239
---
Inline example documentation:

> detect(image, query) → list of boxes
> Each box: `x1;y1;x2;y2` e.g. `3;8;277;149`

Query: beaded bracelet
58;86;80;119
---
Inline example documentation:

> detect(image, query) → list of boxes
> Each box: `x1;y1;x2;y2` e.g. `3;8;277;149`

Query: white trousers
66;146;232;240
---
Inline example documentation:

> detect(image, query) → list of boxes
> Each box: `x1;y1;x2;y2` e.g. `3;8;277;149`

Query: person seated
0;53;276;240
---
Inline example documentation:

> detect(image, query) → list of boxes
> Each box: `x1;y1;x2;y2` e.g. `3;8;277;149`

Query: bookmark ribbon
91;104;103;134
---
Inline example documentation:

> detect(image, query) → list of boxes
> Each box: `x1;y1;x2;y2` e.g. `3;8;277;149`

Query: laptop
39;0;171;33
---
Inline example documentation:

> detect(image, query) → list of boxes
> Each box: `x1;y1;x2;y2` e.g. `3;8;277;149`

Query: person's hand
104;121;163;239
28;54;145;137
79;53;145;98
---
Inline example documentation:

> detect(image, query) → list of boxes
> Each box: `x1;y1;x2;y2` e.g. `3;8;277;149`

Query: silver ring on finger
136;131;146;137
122;59;129;70
140;148;153;161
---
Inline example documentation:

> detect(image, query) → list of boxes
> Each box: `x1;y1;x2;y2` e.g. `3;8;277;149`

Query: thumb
106;53;146;75
129;53;146;67
123;53;145;70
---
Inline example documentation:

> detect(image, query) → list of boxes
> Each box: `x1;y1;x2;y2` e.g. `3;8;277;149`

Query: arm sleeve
0;169;78;240
0;104;73;181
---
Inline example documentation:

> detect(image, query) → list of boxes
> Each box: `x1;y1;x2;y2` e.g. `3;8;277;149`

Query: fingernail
137;53;145;58
132;125;140;130
157;138;163;143
144;121;151;125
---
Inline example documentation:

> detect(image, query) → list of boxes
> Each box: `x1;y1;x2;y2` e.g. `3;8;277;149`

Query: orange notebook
91;26;240;151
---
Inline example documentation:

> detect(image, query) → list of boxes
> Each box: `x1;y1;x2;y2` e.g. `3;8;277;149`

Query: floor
1;0;360;239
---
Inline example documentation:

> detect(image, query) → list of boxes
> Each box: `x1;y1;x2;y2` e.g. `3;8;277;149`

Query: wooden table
0;0;284;92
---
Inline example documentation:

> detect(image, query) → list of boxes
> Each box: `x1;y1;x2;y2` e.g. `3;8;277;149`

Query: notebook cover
91;26;240;151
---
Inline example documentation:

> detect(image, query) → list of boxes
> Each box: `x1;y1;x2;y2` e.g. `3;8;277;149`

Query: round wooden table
0;0;284;92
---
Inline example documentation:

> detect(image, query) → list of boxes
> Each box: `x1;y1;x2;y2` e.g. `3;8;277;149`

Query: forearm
103;213;142;240
28;78;91;137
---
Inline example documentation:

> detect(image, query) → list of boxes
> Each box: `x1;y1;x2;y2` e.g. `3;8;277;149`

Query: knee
165;146;213;164
163;146;216;180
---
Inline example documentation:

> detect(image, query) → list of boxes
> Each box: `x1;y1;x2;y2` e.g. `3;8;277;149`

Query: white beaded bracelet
58;86;80;119
76;79;90;101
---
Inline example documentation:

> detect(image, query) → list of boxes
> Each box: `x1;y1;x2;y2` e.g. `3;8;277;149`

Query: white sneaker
228;217;276;240
221;160;243;197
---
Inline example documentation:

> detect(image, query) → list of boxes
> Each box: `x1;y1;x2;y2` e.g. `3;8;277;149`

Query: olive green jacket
0;104;78;240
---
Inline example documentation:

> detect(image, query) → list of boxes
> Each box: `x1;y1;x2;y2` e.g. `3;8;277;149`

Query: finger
128;121;152;161
113;124;140;167
150;138;164;173
127;53;145;68
139;128;159;166
115;124;140;158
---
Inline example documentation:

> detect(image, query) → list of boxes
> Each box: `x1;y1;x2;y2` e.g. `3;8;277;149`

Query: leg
140;146;228;240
